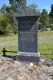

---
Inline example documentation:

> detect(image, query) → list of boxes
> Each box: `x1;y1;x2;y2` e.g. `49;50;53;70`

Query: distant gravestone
16;16;40;63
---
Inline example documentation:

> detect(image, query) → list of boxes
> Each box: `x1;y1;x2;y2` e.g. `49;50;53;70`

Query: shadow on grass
0;33;17;37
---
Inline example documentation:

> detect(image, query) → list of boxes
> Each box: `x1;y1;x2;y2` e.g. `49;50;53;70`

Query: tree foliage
49;4;53;17
38;9;49;30
7;11;17;33
40;9;49;25
49;4;53;24
8;0;26;33
0;4;16;34
9;0;26;9
0;14;9;33
0;4;7;13
29;3;40;13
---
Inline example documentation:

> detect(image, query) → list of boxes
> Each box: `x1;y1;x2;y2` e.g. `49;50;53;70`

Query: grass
0;34;18;42
0;31;53;59
38;30;53;38
38;42;53;59
38;30;53;59
0;31;53;42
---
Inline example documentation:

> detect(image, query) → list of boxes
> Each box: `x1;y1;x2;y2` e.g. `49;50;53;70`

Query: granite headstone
16;16;40;63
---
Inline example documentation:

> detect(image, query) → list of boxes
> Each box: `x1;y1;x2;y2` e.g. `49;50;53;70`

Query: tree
0;14;8;34
29;3;40;14
0;4;15;34
0;5;13;34
49;4;53;24
6;0;18;34
8;12;17;33
28;3;40;16
49;4;53;17
8;0;26;33
0;4;7;13
37;18;42;30
38;9;49;30
9;0;26;9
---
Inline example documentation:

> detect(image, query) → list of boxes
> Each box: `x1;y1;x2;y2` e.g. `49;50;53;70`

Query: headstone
16;16;40;63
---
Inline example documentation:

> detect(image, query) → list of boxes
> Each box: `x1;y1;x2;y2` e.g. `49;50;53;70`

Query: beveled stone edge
16;52;40;57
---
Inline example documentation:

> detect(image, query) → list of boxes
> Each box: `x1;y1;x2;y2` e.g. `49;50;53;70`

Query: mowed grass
38;30;53;58
0;34;18;42
38;30;53;38
0;33;18;56
0;31;53;59
38;42;53;59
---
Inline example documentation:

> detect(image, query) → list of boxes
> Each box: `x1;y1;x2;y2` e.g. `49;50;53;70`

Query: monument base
16;52;40;64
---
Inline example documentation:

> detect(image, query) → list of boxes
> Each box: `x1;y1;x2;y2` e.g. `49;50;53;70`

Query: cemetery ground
0;30;53;59
0;31;53;80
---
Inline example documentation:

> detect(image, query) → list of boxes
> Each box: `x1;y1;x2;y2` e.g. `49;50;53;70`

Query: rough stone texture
44;59;53;66
0;60;53;80
16;53;40;63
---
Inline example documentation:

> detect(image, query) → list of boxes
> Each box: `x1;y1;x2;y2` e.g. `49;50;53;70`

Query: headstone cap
16;15;39;21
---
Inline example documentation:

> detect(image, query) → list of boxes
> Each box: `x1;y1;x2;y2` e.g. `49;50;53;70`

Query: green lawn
0;34;18;42
0;31;53;59
38;30;53;38
38;30;53;59
38;42;53;59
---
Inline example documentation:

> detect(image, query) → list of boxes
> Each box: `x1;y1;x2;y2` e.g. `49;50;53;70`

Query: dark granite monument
16;0;40;63
16;16;40;63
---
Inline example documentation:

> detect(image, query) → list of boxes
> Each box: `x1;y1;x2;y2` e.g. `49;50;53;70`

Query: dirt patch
0;60;53;80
